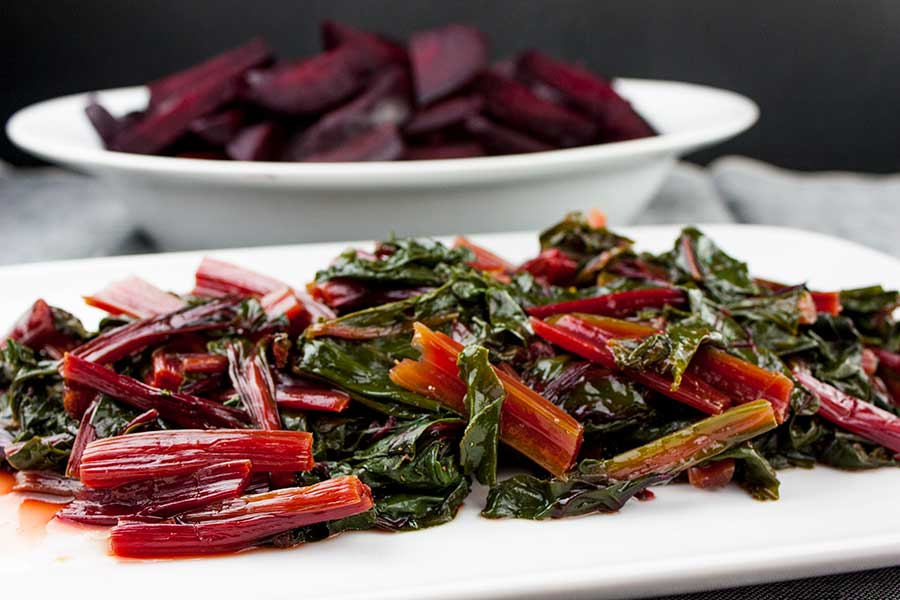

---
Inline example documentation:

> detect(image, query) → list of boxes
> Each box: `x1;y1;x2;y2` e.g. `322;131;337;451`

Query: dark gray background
4;1;899;171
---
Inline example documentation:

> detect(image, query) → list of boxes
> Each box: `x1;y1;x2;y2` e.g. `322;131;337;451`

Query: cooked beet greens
2;212;899;558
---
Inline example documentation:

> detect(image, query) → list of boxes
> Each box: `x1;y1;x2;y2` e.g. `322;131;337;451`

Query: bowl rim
6;78;758;185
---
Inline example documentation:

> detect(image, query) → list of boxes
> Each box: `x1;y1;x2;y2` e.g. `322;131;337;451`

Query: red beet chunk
108;475;372;557
404;94;484;136
59;460;252;526
175;150;228;160
464;114;554;155
409;24;488;105
79;429;315;488
404;141;485;160
304;123;404;162
281;67;411;161
226;121;282;161
114;42;270;155
114;82;239;154
477;71;598;147
189;107;247;145
148;38;272;106
516;50;656;142
320;20;407;63
245;37;398;115
84;98;120;147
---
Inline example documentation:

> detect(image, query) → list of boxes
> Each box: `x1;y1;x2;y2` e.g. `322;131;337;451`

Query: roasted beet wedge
320;20;407;63
59;460;252;526
79;429;314;488
409;24;488;105
477;71;598;147
108;475;373;558
84;277;187;319
84;98;121;147
464;115;555;155
147;38;272;107
404;94;484;136
516;50;656;142
245;37;399;115
303;123;404;162
404;141;485;160
281;67;411;161
115;43;265;155
226;121;282;161
189;107;247;145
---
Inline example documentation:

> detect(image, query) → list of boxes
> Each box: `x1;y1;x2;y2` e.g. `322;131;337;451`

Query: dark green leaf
817;431;897;470
5;433;72;471
295;336;442;413
457;345;504;485
539;212;632;266
375;477;469;530
316;238;471;286
668;227;758;301
272;509;377;547
711;443;780;500
563;372;652;435
483;465;667;519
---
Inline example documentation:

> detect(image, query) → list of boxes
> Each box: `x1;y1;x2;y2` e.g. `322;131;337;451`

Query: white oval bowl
7;79;757;249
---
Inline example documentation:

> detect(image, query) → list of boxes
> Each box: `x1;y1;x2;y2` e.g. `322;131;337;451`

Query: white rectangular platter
1;225;898;599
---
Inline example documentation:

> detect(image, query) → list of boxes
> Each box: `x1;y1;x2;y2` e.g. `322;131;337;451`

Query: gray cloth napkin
0;166;154;265
711;156;900;257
